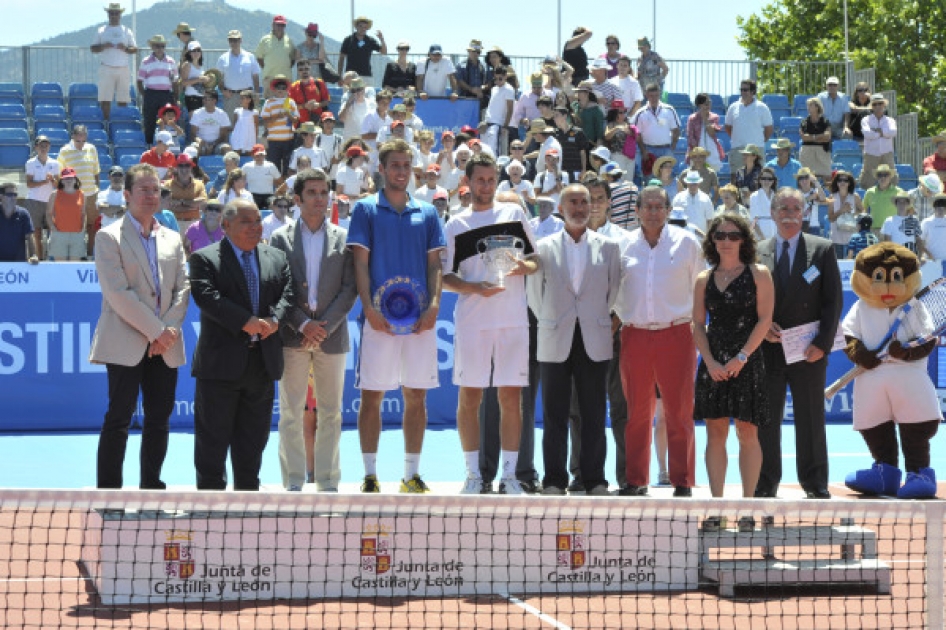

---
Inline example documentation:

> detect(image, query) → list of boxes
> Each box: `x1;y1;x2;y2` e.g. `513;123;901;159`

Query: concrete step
700;524;878;557
701;558;892;598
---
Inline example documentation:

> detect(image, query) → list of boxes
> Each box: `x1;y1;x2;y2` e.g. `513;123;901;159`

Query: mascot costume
842;242;941;499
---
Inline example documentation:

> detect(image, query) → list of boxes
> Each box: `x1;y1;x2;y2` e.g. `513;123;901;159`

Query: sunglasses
740;88;752;92
877;173;890;178
760;177;776;182
272;205;289;210
713;231;744;242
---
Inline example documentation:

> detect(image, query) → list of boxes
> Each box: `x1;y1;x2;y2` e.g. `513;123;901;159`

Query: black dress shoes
804;487;832;499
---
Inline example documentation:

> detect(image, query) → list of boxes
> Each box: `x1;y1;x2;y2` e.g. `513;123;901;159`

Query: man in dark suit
756;187;843;498
189;198;293;490
269;169;357;492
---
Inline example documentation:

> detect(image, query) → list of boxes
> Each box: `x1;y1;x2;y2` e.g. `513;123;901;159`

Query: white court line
497;591;572;630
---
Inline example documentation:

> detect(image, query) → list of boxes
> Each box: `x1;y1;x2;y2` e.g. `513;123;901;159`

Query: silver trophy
477;235;525;288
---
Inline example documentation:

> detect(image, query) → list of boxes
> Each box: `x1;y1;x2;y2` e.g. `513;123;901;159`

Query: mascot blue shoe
845;462;902;496
897;467;937;499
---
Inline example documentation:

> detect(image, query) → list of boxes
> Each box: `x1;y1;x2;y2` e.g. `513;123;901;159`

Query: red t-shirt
140;148;177;176
289;78;330;125
922;153;946;174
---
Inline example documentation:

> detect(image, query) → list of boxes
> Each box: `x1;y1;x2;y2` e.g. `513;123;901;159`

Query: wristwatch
736;351;748;364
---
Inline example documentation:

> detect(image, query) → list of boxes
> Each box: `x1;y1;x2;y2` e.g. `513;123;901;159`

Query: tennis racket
825;277;946;399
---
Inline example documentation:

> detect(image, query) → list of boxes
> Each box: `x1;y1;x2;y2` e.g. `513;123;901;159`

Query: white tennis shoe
498;478;524;495
460;475;485;494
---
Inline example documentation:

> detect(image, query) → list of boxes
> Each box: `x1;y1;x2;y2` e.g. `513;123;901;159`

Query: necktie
776;240;791;287
241;250;259;316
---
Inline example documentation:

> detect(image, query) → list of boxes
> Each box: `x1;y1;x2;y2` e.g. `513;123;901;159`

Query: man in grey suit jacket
269;169;358;492
756;187;843;499
89;164;190;489
527;184;623;495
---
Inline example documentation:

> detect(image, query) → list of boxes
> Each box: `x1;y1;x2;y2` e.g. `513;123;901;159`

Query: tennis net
0;489;940;629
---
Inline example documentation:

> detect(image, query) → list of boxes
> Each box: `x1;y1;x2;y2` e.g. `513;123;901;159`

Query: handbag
622;125;638;160
836;211;857;231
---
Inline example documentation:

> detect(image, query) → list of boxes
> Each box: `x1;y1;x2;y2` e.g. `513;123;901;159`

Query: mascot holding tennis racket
841;242;942;499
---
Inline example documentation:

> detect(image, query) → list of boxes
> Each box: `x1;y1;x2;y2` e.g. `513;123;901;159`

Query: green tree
737;0;946;137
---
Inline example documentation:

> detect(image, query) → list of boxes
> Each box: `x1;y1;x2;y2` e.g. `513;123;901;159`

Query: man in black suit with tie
189;198;293;490
756;187;843;499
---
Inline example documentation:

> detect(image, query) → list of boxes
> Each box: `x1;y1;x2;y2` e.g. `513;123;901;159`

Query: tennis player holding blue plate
347;139;446;495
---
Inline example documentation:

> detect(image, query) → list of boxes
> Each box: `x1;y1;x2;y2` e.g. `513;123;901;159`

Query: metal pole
351;0;355;37
652;0;656;49
557;0;561;56
843;0;850;62
843;0;850;96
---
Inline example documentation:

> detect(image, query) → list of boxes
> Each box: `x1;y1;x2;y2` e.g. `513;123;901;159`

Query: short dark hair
465;152;497;179
293;167;330;197
584;176;612;200
494;65;508;76
741;79;757;94
125;163;158;191
378;138;413;167
694;93;710;107
702;213;756;266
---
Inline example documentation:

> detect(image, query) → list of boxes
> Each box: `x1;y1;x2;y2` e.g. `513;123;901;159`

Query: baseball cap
155;130;173;145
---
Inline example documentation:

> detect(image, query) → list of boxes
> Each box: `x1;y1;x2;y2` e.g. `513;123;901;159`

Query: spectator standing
216;168;253;207
295;23;327;79
173;22;195;58
289;122;329;174
921;194;946;261
563;27;592;86
455;40;486;100
598;35;623;78
922;132;946;186
46;169;86;261
416;45;459;100
846;82;872;145
609;55;643;118
269;169;357;492
817;76;849;140
260;75;300;175
799;98;833;181
749;167;778;239
732;144;764;206
243;145;282;209
189;91;232;156
725;79;774;173
228;90;257;156
601;161;639;229
381;41;417;95
338;77;371;142
179;41;207;114
631;84;681;173
217;30;261;117
0;181;35;262
587;58;623;110
89;164;189;489
338;16;386;84
687;93;724;171
137;34;177;145
290;60;330;126
256;15;296;99
826;170;864;258
603;100;638;182
56;126;100;257
24;135;59;260
636;37;668;94
860;94;898;189
617;185;704;496
483;67;516;155
90;2;137;120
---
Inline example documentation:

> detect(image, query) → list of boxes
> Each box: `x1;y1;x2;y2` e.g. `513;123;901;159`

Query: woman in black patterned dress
693;213;774;502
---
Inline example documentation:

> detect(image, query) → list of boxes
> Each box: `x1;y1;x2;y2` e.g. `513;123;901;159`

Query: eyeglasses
856;87;868;92
877;173;890;178
606;41;618;45
713;231;744;242
153;44;166;49
759;177;776;182
510;146;524;150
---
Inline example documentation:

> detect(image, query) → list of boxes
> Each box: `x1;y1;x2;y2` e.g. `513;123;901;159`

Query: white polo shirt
25;156;61;202
630;103;680;147
671;189;715;233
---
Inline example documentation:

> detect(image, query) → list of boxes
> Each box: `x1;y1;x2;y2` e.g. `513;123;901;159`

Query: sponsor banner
3;261;946;431
80;504;695;604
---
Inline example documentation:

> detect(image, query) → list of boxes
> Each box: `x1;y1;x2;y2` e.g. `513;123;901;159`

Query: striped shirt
57;142;100;196
137;53;178;91
260;98;299;142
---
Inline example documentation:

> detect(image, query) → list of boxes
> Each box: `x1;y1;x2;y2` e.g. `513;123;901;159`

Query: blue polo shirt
765;157;802;190
347;190;446;296
0;206;33;262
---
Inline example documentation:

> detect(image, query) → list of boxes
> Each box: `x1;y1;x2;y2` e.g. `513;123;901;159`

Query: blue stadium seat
112;129;146;146
708;94;725;110
200;155;225;174
118;154;142;170
793;94;814;116
109;120;143;139
727;94;740;106
768;107;792;128
110;106;142;122
71;105;106;132
31;97;65;112
68;98;98;116
98;153;113;172
36;128;69;147
832;139;861;156
0;127;30;167
0;103;28;130
68;83;98;101
716;130;731;152
0;82;25;99
896;164;917;181
32;82;64;101
35;121;69;135
675;105;694;120
777;116;803;135
834;155;862;174
0;95;25;108
239;156;253;167
762;94;790;109
33;104;67;123
114;145;147;162
86;128;109;148
666;92;693;108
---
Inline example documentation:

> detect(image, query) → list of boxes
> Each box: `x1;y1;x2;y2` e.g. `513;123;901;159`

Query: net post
927;504;946;630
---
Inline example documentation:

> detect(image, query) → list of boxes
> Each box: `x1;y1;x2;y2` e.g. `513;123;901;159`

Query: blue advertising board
0;261;944;432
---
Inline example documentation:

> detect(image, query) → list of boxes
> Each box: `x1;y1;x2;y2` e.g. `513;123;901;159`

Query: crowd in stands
4;7;946;502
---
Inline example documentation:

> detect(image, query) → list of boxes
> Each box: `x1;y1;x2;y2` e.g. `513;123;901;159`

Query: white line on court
497;591;573;630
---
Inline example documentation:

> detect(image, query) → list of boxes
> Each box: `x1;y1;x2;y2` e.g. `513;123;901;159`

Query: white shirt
671;189;715;232
881;214;919;248
300;219;326;311
418;58;456;97
922;216;946;260
242;160;281;194
414;184;447;205
725;98;773;148
749;189;776;239
609;75;643;110
92;24;136;67
617;224;704;325
290;145;329;171
485;83;516;125
262;213;293;242
189;107;231;143
443;203;538;332
336;164;367;197
563;229;590;294
497;179;535;205
530;214;565;239
96;187;125;209
25;156;60;202
536;137;563;173
217;188;254;205
630;103;680;146
862;114;897;157
595;220;632;255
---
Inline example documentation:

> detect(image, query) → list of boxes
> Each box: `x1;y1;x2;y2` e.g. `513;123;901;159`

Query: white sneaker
499;478;524;495
460;475;484;495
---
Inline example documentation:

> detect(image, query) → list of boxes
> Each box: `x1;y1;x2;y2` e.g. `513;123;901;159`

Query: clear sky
1;0;770;60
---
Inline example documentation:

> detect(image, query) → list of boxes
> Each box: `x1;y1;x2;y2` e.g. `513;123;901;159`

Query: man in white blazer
89;164;190;489
527;183;623;495
269;168;358;492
